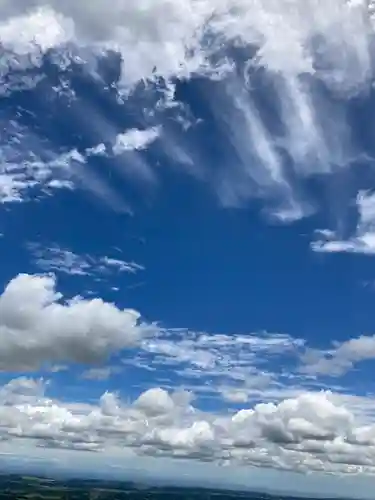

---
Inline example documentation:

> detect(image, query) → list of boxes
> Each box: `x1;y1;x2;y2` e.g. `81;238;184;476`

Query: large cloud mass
0;274;152;370
1;377;375;475
1;274;375;476
0;0;375;224
0;0;372;90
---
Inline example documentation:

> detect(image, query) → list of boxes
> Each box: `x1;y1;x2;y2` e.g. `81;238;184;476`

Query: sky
3;0;375;498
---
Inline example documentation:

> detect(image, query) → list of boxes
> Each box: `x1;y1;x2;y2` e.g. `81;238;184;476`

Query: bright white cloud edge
312;191;375;256
2;376;375;478
0;273;154;370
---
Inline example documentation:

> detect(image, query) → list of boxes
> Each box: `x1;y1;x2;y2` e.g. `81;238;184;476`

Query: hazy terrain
0;474;355;500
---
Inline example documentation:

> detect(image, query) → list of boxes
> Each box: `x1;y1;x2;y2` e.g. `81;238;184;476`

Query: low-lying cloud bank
1;377;375;475
1;273;375;475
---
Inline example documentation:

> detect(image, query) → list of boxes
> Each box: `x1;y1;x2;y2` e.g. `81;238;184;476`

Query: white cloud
124;329;305;403
0;7;73;55
140;329;304;370
301;334;375;377
29;244;144;277
100;257;144;274
0;125;160;205
0;272;374;475
0;127;162;211
81;366;122;381
86;143;106;156
0;147;81;205
0;0;372;90
0;0;374;218
1;377;375;474
30;245;93;276
85;127;161;186
112;128;160;155
0;173;32;203
0;273;154;371
312;191;375;255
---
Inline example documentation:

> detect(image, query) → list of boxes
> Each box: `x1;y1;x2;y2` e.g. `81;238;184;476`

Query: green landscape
0;474;312;500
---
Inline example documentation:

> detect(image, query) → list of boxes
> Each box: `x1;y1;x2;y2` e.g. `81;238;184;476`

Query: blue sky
2;1;375;498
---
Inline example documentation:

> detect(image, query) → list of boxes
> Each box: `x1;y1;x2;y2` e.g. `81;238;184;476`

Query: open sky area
2;1;375;498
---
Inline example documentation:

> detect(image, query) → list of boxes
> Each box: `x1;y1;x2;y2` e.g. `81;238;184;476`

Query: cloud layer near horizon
0;273;374;475
0;376;375;475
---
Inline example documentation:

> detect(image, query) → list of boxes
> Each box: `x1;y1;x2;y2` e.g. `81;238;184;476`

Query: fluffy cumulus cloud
1;0;375;220
1;377;375;474
0;273;153;371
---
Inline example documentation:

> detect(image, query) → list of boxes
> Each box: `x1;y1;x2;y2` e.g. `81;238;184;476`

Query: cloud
209;80;307;220
0;124;160;206
300;334;375;377
81;367;122;381
1;377;375;474
112;128;160;155
0;147;79;205
0;273;154;371
312;191;375;255
29;244;144;277
29;245;94;276
1;0;374;219
123;329;306;403
0;173;31;203
1;0;373;90
100;257;144;274
85;127;161;185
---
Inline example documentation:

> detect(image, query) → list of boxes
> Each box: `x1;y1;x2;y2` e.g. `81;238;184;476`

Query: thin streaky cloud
28;243;144;277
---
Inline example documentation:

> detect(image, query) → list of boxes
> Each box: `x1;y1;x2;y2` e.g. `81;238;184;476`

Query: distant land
0;473;355;500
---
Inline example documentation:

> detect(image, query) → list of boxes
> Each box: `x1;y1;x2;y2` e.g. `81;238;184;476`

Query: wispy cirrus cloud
1;0;374;222
0;125;161;206
121;325;375;413
28;243;144;277
122;328;307;404
0;144;77;205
